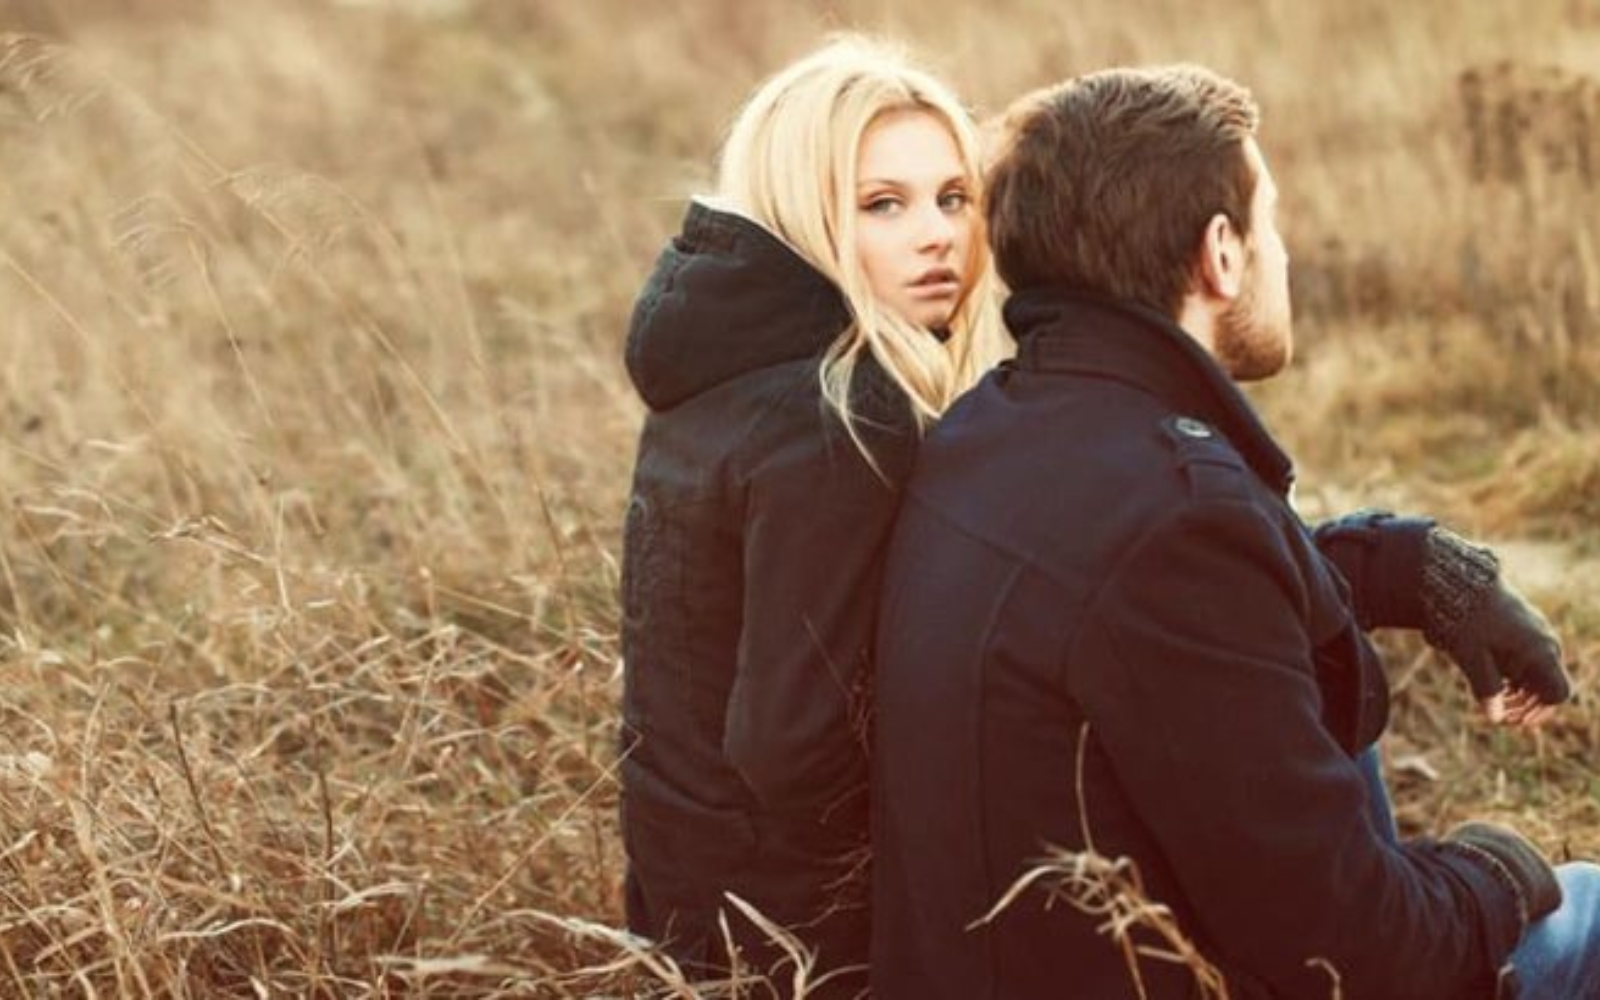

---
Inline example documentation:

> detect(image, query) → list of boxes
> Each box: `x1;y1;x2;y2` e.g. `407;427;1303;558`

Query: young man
871;65;1598;999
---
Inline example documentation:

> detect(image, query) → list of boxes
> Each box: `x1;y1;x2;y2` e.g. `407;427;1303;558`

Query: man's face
1216;139;1293;382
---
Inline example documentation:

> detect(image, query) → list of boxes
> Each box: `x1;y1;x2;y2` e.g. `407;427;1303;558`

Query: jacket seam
725;357;825;498
972;562;1027;1000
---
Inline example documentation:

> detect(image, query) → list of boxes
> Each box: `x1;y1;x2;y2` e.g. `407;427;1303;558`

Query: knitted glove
1421;527;1571;704
1444;822;1563;926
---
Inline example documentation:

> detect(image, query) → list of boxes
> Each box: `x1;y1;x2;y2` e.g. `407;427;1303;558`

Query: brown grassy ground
0;0;1595;995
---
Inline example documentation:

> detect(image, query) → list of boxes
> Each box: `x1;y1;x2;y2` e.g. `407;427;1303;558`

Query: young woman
618;35;1007;995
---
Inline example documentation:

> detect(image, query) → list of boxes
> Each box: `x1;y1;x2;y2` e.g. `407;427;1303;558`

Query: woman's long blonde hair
716;35;1009;456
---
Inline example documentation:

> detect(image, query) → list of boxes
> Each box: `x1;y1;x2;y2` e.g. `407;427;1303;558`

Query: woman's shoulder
729;353;920;495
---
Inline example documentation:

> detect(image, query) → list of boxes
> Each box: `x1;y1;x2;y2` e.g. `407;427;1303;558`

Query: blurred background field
0;0;1596;994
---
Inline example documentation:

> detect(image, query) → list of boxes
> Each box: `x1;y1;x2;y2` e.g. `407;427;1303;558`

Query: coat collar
1004;288;1296;496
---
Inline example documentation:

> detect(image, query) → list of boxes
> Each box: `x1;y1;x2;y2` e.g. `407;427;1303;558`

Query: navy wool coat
870;290;1527;1000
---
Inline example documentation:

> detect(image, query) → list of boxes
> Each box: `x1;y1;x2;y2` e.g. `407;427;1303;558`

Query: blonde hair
715;35;1009;458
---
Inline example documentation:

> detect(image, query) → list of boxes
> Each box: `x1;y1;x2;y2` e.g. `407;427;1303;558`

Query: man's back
871;342;1194;998
870;293;1515;1000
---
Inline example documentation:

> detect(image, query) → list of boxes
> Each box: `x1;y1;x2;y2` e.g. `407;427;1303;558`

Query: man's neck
1174;295;1220;362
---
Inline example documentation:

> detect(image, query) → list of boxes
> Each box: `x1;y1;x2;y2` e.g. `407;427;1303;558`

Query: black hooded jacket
620;200;918;981
871;291;1526;999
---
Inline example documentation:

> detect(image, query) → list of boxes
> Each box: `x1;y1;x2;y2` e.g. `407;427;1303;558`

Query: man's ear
1195;212;1245;301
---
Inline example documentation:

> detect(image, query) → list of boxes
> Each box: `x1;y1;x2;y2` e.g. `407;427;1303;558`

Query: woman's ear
1195;212;1245;301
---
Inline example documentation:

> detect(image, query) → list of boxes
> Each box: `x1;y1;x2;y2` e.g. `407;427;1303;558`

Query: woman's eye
938;190;970;212
862;196;901;216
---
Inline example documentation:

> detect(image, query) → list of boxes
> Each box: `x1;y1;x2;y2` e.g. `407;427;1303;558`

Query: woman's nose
916;202;956;251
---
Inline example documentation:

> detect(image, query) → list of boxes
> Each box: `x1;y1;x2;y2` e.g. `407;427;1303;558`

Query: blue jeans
1356;746;1397;840
1358;747;1600;998
1509;862;1600;999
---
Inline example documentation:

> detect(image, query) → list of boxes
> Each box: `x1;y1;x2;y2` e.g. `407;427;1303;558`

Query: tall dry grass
0;0;1595;995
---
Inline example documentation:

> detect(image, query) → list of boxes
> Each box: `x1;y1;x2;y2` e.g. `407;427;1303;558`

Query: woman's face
853;109;977;329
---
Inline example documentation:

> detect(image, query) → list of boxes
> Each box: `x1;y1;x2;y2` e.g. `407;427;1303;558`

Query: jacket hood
625;200;852;411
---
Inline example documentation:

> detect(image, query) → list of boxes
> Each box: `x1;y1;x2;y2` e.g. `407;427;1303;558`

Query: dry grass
0;0;1596;995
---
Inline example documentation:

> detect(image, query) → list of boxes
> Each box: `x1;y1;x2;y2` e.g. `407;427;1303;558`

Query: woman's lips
909;268;961;297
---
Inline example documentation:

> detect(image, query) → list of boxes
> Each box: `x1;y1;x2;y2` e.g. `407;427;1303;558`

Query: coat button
1174;416;1213;439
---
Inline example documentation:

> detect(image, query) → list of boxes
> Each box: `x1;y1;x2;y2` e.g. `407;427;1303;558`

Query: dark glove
1445;821;1563;925
1422;527;1571;704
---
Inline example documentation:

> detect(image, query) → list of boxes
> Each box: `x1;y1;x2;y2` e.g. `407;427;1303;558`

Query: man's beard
1215;259;1291;382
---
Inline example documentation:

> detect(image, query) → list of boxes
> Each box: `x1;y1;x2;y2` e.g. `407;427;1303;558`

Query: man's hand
1483;685;1562;728
1422;529;1572;725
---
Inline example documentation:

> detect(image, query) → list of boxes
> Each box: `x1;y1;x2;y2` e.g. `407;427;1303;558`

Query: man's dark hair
985;65;1260;316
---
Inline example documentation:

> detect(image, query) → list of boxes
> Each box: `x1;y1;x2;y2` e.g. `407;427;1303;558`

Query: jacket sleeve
722;386;915;809
1312;509;1434;630
1071;499;1525;999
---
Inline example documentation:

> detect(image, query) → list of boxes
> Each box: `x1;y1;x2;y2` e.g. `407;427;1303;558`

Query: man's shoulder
1151;413;1258;506
907;390;1274;579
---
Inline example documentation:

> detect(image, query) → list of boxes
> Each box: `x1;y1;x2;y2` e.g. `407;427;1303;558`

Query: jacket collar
1005;288;1295;495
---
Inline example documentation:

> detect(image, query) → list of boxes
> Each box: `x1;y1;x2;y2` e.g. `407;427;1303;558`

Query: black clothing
621;201;916;992
871;291;1526;999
